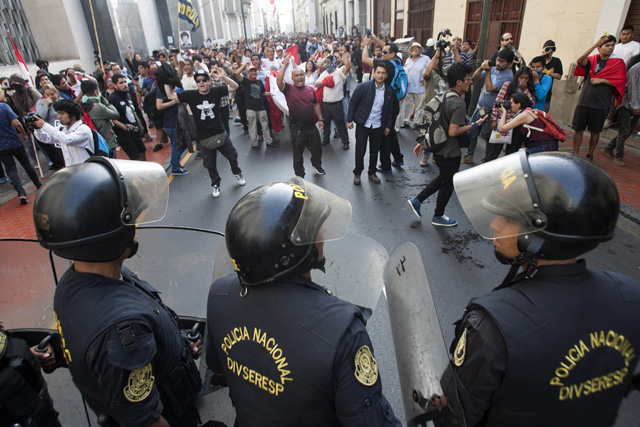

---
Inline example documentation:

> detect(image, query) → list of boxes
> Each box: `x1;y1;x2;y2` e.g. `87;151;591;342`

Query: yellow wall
518;0;604;76
432;0;467;39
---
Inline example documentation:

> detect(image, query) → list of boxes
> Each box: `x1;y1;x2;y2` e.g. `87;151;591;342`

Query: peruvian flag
8;32;34;87
285;45;300;66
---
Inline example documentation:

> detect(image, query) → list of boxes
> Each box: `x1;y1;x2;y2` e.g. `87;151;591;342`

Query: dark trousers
0;146;42;196
201;136;242;187
416;154;461;217
322;101;349;146
33;137;65;169
354;125;382;175
236;93;248;131
379;98;403;169
291;126;322;177
607;106;640;158
220;105;230;135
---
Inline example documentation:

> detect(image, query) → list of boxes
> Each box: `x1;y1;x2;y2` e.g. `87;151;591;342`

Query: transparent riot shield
213;233;388;315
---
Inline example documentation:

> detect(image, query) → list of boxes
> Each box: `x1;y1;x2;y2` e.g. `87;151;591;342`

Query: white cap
426;38;435;47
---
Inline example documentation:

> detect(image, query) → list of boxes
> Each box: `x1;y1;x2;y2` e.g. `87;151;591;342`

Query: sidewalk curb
620;202;640;226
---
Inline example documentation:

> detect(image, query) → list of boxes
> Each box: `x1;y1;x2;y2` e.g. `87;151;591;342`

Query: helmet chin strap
311;256;326;273
494;234;545;290
126;240;139;259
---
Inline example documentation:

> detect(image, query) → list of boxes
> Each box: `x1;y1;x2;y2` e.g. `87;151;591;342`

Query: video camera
435;28;453;51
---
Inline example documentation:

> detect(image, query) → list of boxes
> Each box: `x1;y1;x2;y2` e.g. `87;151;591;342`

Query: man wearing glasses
489;33;525;71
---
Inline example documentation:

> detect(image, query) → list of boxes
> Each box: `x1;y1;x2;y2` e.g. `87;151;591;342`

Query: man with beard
109;74;147;161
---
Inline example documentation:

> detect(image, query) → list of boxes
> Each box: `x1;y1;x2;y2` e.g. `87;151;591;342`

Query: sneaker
266;143;276;148
586;154;594;160
153;143;163;152
407;199;421;218
354;174;361;185
368;173;381;183
602;148;615;159
235;174;246;185
391;161;404;167
401;122;410;129
212;185;221;198
243;129;249;135
419;155;429;166
315;166;326;175
19;195;28;205
321;141;330;146
462;155;474;164
333;132;339;139
614;157;627;167
432;215;458;227
343;143;349;150
171;167;189;176
377;167;392;174
0;177;6;184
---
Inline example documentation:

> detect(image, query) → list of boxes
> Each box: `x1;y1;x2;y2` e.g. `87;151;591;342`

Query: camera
24;112;40;124
494;101;512;110
128;125;140;134
436;39;450;51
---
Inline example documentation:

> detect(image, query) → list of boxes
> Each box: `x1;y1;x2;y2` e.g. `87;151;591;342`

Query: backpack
88;129;109;157
79;105;109;156
389;59;408;101
143;83;159;119
421;91;457;152
522;108;567;142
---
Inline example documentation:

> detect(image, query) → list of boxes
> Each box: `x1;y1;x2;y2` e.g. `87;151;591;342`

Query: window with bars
407;0;434;45
464;0;526;60
0;0;39;67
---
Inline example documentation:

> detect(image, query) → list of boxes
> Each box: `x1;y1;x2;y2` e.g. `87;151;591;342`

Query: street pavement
1;100;640;426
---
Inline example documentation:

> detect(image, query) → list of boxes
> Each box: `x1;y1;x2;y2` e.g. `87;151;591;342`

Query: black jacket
347;81;394;129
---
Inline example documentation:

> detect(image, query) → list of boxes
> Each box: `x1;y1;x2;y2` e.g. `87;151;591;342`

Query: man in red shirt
277;54;325;178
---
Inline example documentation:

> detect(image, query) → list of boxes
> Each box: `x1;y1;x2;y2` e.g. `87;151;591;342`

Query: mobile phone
366;29;372;37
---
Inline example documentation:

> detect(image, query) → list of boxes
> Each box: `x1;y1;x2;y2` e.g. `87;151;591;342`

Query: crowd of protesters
1;26;638;211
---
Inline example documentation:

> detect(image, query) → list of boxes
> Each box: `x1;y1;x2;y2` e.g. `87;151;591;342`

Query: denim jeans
164;127;181;171
0;146;41;196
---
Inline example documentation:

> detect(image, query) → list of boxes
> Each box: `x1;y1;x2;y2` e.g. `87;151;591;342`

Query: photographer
32;99;94;166
496;92;558;153
485;67;536;161
108;73;147;161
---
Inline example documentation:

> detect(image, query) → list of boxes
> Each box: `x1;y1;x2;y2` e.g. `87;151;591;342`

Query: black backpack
142;83;158;119
420;91;470;151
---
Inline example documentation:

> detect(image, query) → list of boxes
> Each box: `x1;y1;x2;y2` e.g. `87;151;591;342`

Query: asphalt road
26;94;640;426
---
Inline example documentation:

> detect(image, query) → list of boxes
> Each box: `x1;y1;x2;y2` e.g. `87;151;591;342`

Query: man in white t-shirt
180;59;197;90
261;47;282;72
613;25;640;66
315;52;351;149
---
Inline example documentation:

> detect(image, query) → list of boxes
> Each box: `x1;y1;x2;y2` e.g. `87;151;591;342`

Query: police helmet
454;150;619;260
33;158;169;262
225;177;352;286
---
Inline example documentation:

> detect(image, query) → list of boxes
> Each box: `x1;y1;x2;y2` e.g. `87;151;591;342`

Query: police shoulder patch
454;328;467;367
123;363;155;402
354;345;378;386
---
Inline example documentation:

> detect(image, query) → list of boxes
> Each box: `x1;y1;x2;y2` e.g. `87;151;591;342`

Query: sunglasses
382;50;390;54
504;37;513;41
544;47;557;52
195;78;209;83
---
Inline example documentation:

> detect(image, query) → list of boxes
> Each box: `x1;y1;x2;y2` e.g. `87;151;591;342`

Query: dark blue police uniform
450;260;640;426
53;266;200;427
206;274;401;427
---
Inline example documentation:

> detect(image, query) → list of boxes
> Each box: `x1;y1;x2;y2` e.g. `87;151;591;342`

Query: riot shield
213;233;388;315
385;242;466;427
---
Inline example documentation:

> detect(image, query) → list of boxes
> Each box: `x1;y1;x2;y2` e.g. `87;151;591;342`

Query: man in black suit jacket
347;63;394;185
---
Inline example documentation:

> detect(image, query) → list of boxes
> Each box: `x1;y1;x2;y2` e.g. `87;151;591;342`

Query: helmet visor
111;159;169;225
453;151;547;240
288;177;352;245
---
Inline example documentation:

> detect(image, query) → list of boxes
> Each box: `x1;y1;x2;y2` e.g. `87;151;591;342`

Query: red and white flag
8;32;34;87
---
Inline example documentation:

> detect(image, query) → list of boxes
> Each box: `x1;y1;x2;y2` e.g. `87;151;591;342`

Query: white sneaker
235;174;246;186
212;185;221;198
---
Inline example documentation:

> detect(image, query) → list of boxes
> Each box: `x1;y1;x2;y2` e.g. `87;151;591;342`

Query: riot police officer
33;158;203;427
445;150;640;426
0;326;60;427
205;177;401;427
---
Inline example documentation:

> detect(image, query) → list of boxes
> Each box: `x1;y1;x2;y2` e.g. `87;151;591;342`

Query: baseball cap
194;69;209;80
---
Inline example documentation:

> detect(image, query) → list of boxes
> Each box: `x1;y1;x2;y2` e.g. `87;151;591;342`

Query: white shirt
613;41;640;66
304;71;318;88
34;121;93;166
318;67;347;102
364;83;386;128
405;54;431;94
182;74;197;91
262;58;282;72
